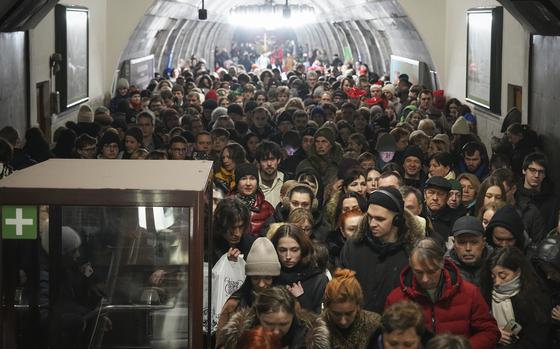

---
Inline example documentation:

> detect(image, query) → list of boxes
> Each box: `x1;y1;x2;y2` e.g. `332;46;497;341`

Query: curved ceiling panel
118;0;435;78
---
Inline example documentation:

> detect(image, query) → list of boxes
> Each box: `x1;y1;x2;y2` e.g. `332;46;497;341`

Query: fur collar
352;209;424;251
217;307;330;349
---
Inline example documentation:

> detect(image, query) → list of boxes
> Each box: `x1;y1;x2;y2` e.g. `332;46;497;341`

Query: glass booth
0;159;212;349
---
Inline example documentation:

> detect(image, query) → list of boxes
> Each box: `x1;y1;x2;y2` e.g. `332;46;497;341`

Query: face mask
380;151;395;163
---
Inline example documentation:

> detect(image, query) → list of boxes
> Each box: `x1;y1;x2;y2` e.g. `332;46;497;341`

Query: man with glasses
168;136;189;160
137;111;164;152
340;186;424;313
76;134;98;159
517;152;559;232
423;176;459;248
98;131;121;159
386;238;499;349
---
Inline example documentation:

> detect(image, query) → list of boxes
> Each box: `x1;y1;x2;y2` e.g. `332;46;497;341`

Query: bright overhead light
228;4;315;30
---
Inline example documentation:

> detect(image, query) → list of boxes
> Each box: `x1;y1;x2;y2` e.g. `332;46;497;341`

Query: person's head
390;128;410;152
254;286;296;338
457;173;480;206
428;135;450;157
168;136;188;160
428;152;453;178
284;184;315;213
426;334;472;349
475;177;506;216
418;89;432;109
365;167;381;193
287;208;314;237
235;327;282;349
214;197;251;245
381;301;425;349
313;127;335;156
409;130;431;154
462;142;487;173
417;119;436;138
366;187;405;243
252;107;271;129
296;171;320;197
452;216;486;266
211;127;231;153
403;186;423;216
377;171;403;189
76;133;97;159
505;123;524;145
347;133;369;155
235;163;259;196
124;127;144;154
256;140;282;179
220;142;246;172
342;169;367;197
270;224;313;269
137;111;156;138
480;247;529;297
522;152;547;191
338;210;364;239
447;180;462;209
246;237;281;292
194;131;212;154
490;167;517;204
410;238;445;291
424;176;451;212
402;146;424;178
98;131;121;159
478;201;507;232
323;269;364;329
485;204;525;249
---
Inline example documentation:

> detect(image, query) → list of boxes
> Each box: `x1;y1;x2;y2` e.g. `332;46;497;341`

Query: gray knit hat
245;237;281;276
117;78;129;90
211;107;228;122
451;116;470;135
77;105;94;123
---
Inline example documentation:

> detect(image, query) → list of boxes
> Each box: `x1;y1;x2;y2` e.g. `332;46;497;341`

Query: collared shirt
259;171;284;207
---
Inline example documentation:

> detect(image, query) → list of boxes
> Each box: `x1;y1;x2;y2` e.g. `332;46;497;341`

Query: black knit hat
485;204;525;247
368;187;404;214
402;145;424;163
235;163;259;185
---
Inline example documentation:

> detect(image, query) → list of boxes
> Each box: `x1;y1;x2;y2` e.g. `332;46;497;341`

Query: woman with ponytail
321;268;381;349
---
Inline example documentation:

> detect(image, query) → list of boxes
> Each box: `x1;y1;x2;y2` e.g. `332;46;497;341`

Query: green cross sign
2;206;37;240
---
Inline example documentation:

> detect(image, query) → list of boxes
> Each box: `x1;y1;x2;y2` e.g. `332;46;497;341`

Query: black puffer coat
339;209;424;313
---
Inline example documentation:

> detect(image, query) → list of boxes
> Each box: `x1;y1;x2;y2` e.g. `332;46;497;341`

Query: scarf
237;193;257;210
491;274;521;328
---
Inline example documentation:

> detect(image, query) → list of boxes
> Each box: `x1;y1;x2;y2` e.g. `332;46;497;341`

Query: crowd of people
0;51;559;349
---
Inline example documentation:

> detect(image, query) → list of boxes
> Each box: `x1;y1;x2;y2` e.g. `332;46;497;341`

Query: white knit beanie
245;237;281;276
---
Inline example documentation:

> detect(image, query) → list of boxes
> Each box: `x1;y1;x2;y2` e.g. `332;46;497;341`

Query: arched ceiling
119;0;434;81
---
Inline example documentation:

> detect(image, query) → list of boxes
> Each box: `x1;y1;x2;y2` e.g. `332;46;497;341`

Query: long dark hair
480;247;550;323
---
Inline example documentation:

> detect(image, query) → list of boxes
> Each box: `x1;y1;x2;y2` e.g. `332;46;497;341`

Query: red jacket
385;259;499;349
246;190;275;237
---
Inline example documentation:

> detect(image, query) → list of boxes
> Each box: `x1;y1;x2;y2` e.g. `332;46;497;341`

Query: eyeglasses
527;167;545;176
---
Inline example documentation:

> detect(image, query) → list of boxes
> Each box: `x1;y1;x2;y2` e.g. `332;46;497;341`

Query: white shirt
259;171;284;207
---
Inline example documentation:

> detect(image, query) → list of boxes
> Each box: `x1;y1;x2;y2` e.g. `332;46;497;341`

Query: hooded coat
339;209;424;313
320;309;381;349
216;307;330;349
386;260;500;349
296;141;344;189
238;190;275;237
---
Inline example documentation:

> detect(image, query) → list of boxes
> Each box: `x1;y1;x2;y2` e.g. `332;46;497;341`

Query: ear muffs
283;184;319;211
376;189;404;227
